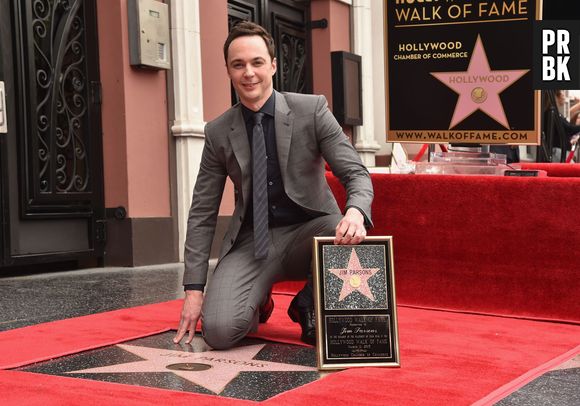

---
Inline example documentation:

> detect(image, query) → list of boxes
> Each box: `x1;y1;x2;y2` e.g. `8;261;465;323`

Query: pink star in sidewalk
553;354;580;372
67;343;315;394
329;248;379;301
430;35;529;129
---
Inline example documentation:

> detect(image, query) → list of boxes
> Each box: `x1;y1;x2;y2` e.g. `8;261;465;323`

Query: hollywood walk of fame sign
312;236;399;370
384;0;542;145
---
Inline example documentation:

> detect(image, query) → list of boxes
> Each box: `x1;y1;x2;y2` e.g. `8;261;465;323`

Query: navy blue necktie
252;112;268;259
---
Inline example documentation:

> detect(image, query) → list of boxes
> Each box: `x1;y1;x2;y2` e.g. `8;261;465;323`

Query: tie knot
253;112;264;125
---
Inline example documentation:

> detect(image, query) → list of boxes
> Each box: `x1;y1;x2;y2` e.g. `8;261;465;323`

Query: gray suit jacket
183;91;373;285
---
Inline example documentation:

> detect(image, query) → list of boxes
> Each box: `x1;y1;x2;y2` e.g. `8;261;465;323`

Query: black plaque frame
313;236;399;370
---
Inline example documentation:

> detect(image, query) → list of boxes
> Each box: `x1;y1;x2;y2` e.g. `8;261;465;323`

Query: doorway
0;0;105;270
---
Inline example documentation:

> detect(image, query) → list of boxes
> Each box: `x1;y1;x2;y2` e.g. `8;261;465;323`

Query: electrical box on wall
128;0;171;70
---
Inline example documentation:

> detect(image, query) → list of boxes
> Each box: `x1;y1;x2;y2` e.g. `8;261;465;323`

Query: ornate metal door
0;0;104;269
227;0;312;103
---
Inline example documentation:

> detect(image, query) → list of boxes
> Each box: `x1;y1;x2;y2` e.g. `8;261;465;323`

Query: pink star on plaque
67;343;315;394
430;35;529;129
329;248;379;301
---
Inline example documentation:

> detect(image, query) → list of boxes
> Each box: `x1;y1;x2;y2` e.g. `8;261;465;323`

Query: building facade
0;0;388;271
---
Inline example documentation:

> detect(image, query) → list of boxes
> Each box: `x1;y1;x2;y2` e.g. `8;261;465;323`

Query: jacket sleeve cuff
184;284;205;292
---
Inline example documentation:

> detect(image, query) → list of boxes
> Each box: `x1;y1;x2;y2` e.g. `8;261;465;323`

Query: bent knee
202;313;255;350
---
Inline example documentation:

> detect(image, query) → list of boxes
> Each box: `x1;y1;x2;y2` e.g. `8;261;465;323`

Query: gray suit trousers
201;213;342;350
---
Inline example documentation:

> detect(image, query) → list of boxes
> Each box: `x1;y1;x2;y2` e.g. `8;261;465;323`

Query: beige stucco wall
97;0;129;212
97;0;171;218
199;1;236;217
311;0;352;107
200;1;231;122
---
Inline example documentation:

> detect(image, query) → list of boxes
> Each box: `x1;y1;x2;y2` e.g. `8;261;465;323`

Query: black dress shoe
259;292;274;323
287;295;316;345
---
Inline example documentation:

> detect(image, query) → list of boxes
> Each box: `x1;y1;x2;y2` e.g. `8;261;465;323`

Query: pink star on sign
329;248;379;301
430;35;529;129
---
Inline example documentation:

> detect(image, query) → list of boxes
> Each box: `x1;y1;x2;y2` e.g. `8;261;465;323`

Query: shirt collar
241;91;276;123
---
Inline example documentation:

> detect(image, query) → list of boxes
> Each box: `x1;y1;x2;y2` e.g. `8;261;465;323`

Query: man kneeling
173;21;373;350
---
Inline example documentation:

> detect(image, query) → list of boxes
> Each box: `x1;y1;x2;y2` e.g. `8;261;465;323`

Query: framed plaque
312;236;400;370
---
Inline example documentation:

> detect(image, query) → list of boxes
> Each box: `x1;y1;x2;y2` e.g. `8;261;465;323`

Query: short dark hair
223;21;275;64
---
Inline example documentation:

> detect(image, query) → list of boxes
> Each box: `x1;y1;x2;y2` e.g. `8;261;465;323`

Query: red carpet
1;293;579;405
473;345;580;405
327;173;580;324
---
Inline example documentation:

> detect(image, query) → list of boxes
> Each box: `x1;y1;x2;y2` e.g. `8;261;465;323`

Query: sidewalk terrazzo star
553;354;580;371
67;342;316;394
430;35;529;129
329;248;379;301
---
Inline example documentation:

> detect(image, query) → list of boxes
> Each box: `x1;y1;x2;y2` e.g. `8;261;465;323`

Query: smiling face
226;35;277;111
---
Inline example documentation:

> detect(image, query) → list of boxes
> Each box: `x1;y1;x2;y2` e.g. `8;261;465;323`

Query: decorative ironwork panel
1;0;104;264
12;0;102;218
228;1;257;30
274;19;307;94
268;0;311;94
31;0;90;195
14;0;102;217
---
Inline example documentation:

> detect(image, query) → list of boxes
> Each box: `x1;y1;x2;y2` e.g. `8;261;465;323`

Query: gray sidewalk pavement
0;261;216;332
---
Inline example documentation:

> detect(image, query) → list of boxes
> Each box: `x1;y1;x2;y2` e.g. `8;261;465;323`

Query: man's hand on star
334;207;366;245
173;290;203;344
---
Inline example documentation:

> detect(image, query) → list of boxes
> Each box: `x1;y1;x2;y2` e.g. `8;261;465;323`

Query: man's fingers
335;221;351;244
174;293;203;344
334;221;346;244
186;326;195;344
351;227;367;244
173;329;184;344
351;232;365;245
342;227;355;244
174;313;201;344
173;320;187;343
347;223;358;237
335;221;348;236
335;221;367;245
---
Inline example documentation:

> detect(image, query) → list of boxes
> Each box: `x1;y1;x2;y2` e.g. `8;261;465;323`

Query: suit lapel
228;105;251;183
274;91;294;182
